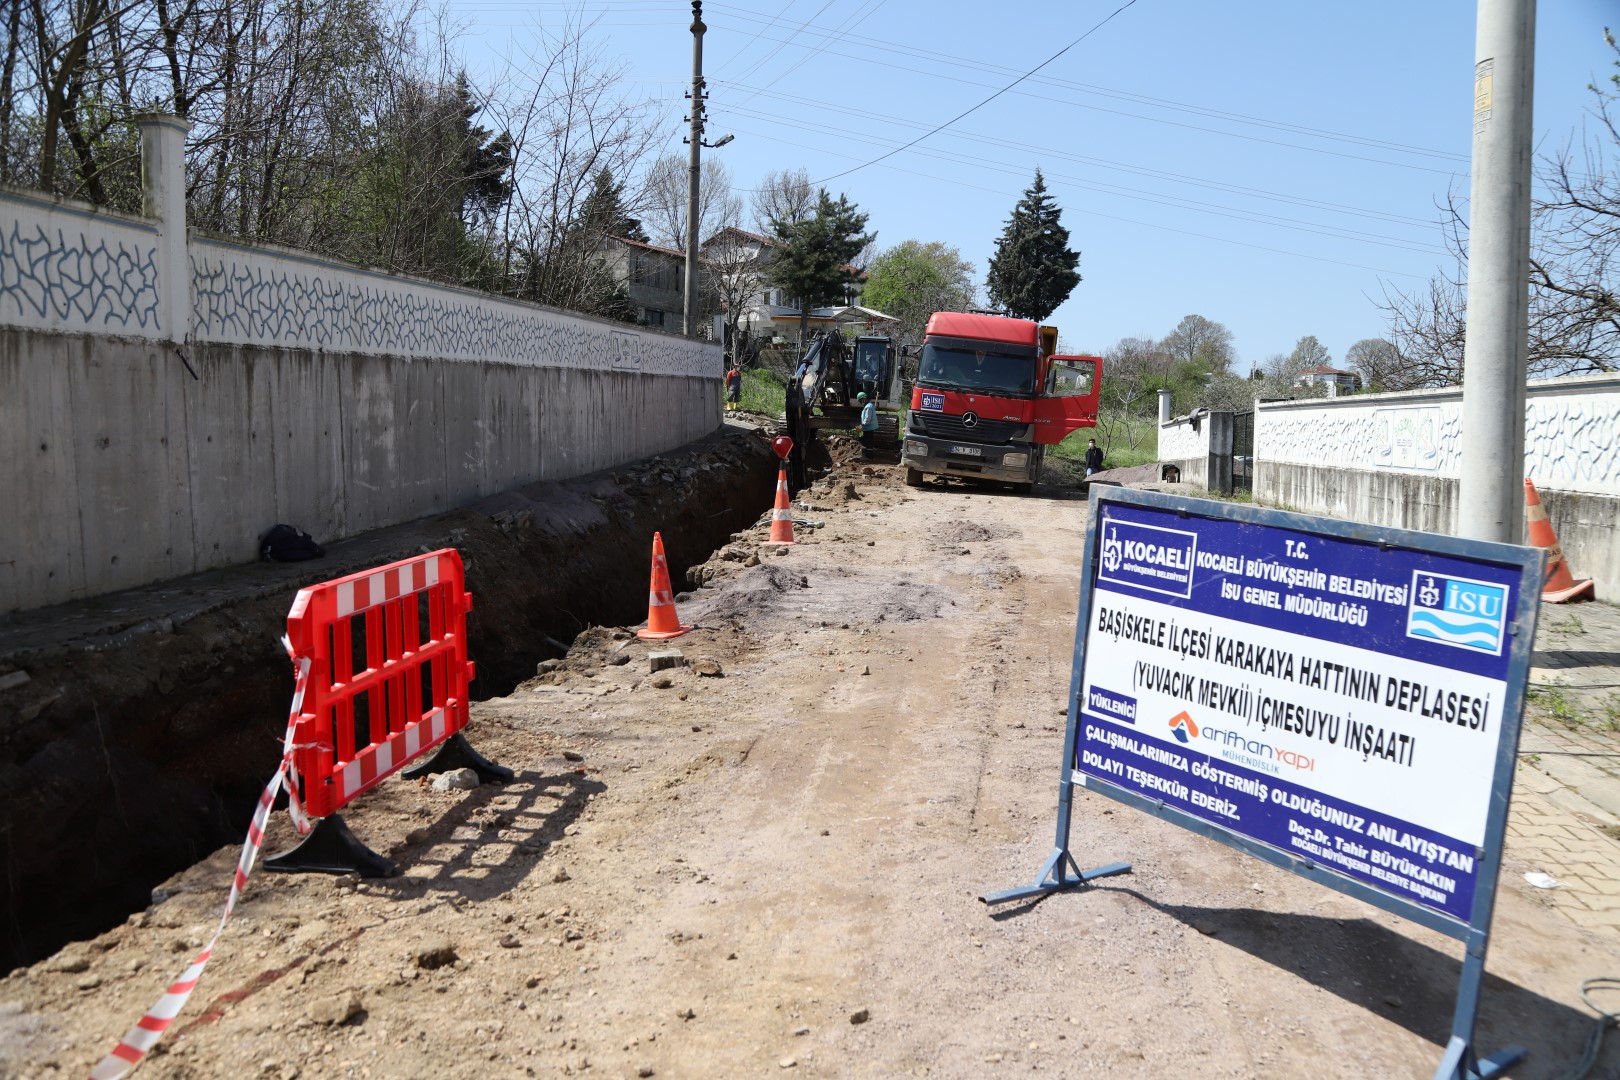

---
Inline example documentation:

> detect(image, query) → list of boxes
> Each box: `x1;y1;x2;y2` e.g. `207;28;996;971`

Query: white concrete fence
1157;373;1620;599
0;116;722;615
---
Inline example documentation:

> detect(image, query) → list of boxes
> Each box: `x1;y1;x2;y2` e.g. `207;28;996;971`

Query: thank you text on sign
1076;502;1525;924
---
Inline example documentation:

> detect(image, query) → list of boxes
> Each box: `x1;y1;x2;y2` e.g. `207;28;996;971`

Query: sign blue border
982;487;1545;1080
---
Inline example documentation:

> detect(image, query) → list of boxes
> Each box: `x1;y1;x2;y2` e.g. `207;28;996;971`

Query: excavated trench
0;426;783;972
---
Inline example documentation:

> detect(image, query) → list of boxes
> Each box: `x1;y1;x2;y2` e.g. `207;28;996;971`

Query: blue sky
454;1;1615;370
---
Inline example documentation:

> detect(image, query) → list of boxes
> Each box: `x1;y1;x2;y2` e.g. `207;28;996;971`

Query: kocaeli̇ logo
1168;710;1199;743
1095;517;1198;599
920;392;945;412
1405;570;1508;655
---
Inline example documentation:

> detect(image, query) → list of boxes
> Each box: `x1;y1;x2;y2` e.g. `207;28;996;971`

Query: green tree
770;189;874;345
859;239;976;346
985;169;1081;322
512;168;643;323
578;168;648;242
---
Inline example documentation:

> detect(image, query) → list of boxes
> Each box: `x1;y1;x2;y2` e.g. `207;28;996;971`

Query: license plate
949;445;983;457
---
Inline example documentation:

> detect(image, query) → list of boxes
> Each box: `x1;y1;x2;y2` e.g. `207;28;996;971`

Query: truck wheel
905;467;923;487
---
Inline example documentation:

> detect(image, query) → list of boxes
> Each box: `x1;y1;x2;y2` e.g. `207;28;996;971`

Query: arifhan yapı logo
1405;571;1508;655
1096;516;1198;599
1168;710;1200;743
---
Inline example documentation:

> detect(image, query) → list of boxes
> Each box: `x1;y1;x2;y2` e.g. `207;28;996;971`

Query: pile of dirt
933;520;1018;546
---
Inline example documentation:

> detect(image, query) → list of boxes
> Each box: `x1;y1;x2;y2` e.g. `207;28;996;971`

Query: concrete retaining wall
1255;372;1620;599
0;117;722;614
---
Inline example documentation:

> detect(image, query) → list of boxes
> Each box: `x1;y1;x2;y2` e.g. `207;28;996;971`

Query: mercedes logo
961;411;978;428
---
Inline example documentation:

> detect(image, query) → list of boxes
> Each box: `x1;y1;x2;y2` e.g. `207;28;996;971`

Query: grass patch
1548;612;1586;635
1527;681;1584;728
737;367;786;417
1051;412;1159;471
1602;692;1620;732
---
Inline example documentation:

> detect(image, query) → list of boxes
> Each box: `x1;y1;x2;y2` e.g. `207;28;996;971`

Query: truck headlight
905;440;928;457
1002;453;1028;468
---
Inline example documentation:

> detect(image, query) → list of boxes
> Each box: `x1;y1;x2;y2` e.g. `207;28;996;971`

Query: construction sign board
984;487;1544;1080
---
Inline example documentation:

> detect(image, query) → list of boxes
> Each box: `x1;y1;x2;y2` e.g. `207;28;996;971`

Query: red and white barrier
285;549;475;819
86;548;506;1077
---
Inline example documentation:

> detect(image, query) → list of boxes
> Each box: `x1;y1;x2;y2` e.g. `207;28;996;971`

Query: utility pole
683;1;706;338
1457;0;1535;543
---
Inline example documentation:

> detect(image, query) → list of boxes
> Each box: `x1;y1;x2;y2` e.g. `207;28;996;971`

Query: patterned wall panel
1524;392;1620;494
190;240;719;378
1158;415;1210;461
1256;378;1620;496
0;194;163;337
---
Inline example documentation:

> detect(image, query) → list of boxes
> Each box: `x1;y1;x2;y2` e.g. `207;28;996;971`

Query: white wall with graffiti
0;119;722;614
1157;410;1218;487
1254;372;1620;597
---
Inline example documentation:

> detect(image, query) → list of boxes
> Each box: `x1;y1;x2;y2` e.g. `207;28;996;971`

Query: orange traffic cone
1524;478;1595;603
765;461;795;545
637;532;692;639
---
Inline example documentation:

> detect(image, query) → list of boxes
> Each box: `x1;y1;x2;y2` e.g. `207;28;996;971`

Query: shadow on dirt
361;769;608;904
1127;890;1607;1076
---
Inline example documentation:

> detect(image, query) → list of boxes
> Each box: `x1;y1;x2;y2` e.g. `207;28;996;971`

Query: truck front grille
916;413;1022;445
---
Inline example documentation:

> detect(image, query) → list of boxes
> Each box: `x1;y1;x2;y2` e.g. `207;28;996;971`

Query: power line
704;2;1467;165
730;0;887;106
720;103;1447;256
710;0;799;80
715;80;1439;229
728;0;837;87
728;123;1429;280
811;0;1143;185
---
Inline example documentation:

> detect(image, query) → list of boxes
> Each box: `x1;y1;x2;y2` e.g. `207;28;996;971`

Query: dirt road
4;458;1617;1079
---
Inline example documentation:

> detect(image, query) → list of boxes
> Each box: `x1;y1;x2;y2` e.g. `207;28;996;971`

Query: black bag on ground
260;524;325;562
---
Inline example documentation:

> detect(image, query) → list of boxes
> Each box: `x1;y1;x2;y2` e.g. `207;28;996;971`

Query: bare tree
641;154;743;251
1096;336;1172;452
702;229;768;363
751;166;812;234
4;0;676;318
1264;335;1330;384
1158;314;1236;375
1380;30;1620;384
1346;338;1406;391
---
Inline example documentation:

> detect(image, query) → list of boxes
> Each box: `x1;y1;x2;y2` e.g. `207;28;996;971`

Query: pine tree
578;168;648;242
770;189;874;344
985;169;1081;323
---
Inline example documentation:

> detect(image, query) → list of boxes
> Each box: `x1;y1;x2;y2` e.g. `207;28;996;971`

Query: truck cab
901;312;1101;492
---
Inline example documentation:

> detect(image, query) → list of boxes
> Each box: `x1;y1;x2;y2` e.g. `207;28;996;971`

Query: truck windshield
918;342;1036;395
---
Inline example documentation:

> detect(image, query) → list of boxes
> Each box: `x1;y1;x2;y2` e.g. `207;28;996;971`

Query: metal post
1457;0;1535;543
683;2;706;338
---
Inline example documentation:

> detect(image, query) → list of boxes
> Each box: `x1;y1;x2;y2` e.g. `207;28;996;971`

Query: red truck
901;312;1102;493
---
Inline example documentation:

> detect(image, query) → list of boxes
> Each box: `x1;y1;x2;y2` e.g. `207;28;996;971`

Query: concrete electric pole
1457;0;1536;543
683;1;706;338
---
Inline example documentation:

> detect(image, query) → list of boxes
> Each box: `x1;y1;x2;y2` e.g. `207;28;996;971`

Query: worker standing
858;392;878;457
725;366;742;411
1084;438;1105;477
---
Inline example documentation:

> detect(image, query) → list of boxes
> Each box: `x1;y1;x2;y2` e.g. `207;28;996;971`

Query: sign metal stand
982;488;1544;1080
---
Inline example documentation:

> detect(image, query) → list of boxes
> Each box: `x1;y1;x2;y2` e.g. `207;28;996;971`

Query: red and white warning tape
86;647;316;1080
